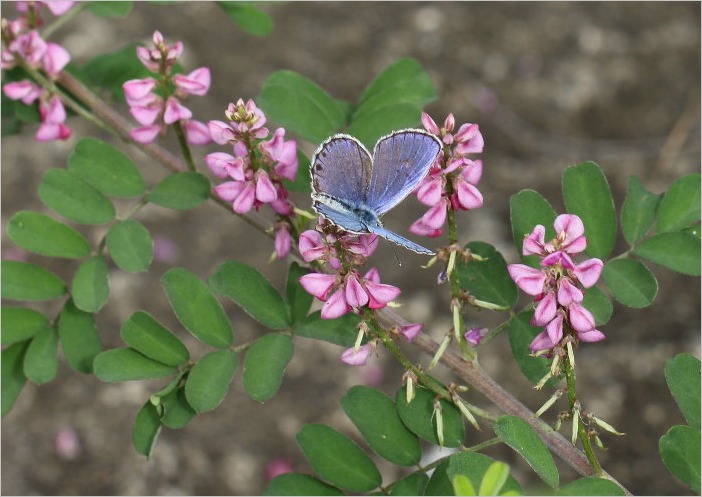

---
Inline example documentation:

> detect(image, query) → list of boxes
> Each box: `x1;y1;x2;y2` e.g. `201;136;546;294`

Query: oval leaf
445;452;523;496
120;311;189;367
38;169;115;224
510;189;556;267
508;311;552;385
294;312;361;347
1;307;49;345
633;232;701;276
22;326;59;384
147;172;210;210
665;354;701;430
2;341;29;416
160;388;196;429
602;258;658;308
2;260;66;301
656;174;701;233
162;268;233;348
68;137;145;197
264;474;344;496
243;333;293;402
562;162;616;259
581;285;613;326
87;1;133;17
456;241;518;309
105;220;154;272
258;70;346;144
395;386;464;448
209;260;288;329
93;348;176;382
341;385;421;466
286;262;313;326
132;401;162;458
390;472;429;496
8;211;90;258
556;477;626;496
621;176;660;245
296;424;382;493
494;415;559;488
71;256;110;312
347;103;425;151
659;425;701;494
218;1;273;36
185;349;238;413
58;299;102;374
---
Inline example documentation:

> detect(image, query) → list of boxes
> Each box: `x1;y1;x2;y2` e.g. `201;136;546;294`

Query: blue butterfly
310;129;442;255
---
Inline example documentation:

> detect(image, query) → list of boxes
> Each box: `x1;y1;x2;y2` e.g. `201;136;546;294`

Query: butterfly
310;129;442;255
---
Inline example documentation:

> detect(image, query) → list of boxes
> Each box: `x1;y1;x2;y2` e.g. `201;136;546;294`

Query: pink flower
551;214;587;255
522;225;546;256
129;124;162;144
44;1;75;16
464;327;488;346
208;120;237;144
298;230;328;262
557;278;583;306
224;98;268;139
255;171;277;203
123;78;157;106
507;264;546;296
265;458;294;481
205;152;245;180
415;174;443;206
409;199;448;238
340;344;374;366
3;80;42;104
42;42;70;77
533;292;557;326
451;160;484;210
322;288;349;319
163;96;192;124
572;258;604;288
299;273;336;300
36;96;71;141
400;323;423;342
173;67;211;96
274;224;292;259
454;123;484;154
260;128;298;181
183;119;212;145
345;274;369;308
129;100;161;126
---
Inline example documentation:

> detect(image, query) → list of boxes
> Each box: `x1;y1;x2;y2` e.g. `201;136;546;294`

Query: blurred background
1;2;700;495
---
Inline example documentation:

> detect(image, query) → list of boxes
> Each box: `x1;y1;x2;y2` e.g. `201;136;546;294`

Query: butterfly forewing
310;134;373;202
367;130;442;216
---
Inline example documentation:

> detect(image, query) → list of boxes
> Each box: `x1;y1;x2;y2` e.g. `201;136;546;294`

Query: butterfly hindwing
310;134;372;202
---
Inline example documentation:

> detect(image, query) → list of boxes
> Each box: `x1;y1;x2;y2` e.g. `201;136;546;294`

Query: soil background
1;2;700;496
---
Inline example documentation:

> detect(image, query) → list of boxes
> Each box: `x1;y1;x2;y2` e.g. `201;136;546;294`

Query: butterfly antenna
392;246;402;267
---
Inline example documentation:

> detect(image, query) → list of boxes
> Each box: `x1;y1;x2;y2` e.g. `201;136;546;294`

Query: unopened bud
433;399;445;447
429;334;452;370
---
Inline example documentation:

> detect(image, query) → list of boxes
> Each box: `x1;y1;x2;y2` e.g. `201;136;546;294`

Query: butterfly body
310;129;442;255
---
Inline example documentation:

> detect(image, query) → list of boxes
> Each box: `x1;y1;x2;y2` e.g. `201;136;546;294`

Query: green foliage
132;401;162;458
1;261;66;301
395;386;465;447
159;388;196;429
293;312;362;347
120;311;190;367
1;307;49;346
106;220;154;272
621;176;660;245
58;300;102;374
445;452;523;495
633;232;700;276
162;267;234;348
286;262;313;326
218;1;273;36
94;348;176;382
243;333;293;402
264;474;344;496
656;174;701;233
509;189;556;266
555;477;626;495
86;1;133;17
296;424;382;493
602;258;658;308
389;472;429;496
494;415;559;488
38;169;116;224
581;285;613;326
456;241;518;309
8;211;90;258
2;341;29;416
185;349;238;413
209;260;289;329
147;172;211;210
341;385;422;466
664;354;701;431
23;327;59;384
71;256;110;312
83;43;152;102
659;425;701;494
507;312;551;385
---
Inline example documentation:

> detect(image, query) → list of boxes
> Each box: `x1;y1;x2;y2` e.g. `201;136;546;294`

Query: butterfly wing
367;223;435;255
312;194;367;233
310;134;373;203
366;129;442;216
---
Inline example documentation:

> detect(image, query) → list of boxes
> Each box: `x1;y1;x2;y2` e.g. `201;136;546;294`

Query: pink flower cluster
1;3;74;141
508;214;605;352
123;31;211;145
206;99;298;258
409;113;485;237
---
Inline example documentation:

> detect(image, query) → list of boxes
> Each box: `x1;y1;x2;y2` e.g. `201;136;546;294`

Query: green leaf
296;424;382;493
621;176;661;245
93;348;176;382
633;232;701;276
659;425;701;493
209;260;288;329
424;458;454;496
510;189;556;266
2;341;29;416
160;387;196;429
121;311;189;367
38;169;115;224
456;242;518;309
562;162;617;259
8;211;90;258
1;307;49;345
602;258;658;308
665;354;701;430
132;401;162;458
581;285;612;326
147;172;210;210
494;415;559;488
341;385;421;466
556;476;626;495
395;386;464;447
1;260;66;301
243;333;293;402
294;312;361;347
451;474;476;496
68;137;145;197
390;472;429;496
86;1;133;17
478;461;510;496
23;327;58;384
162;268;233;348
446;452;523;496
286;262;313;326
71;256;110;312
258;70;346;144
656;174;701;233
508;311;551;385
218;1;273;36
57;300;102;374
106;220;154;272
347;104;426;152
84;43;151;102
264;474;344;496
184;349;238;413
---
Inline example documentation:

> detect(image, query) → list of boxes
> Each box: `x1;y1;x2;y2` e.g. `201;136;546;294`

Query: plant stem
173;120;196;171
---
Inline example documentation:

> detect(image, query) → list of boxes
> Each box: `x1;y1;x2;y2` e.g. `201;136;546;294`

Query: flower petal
299;273;336;300
321;288;349;319
507;264;546;295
